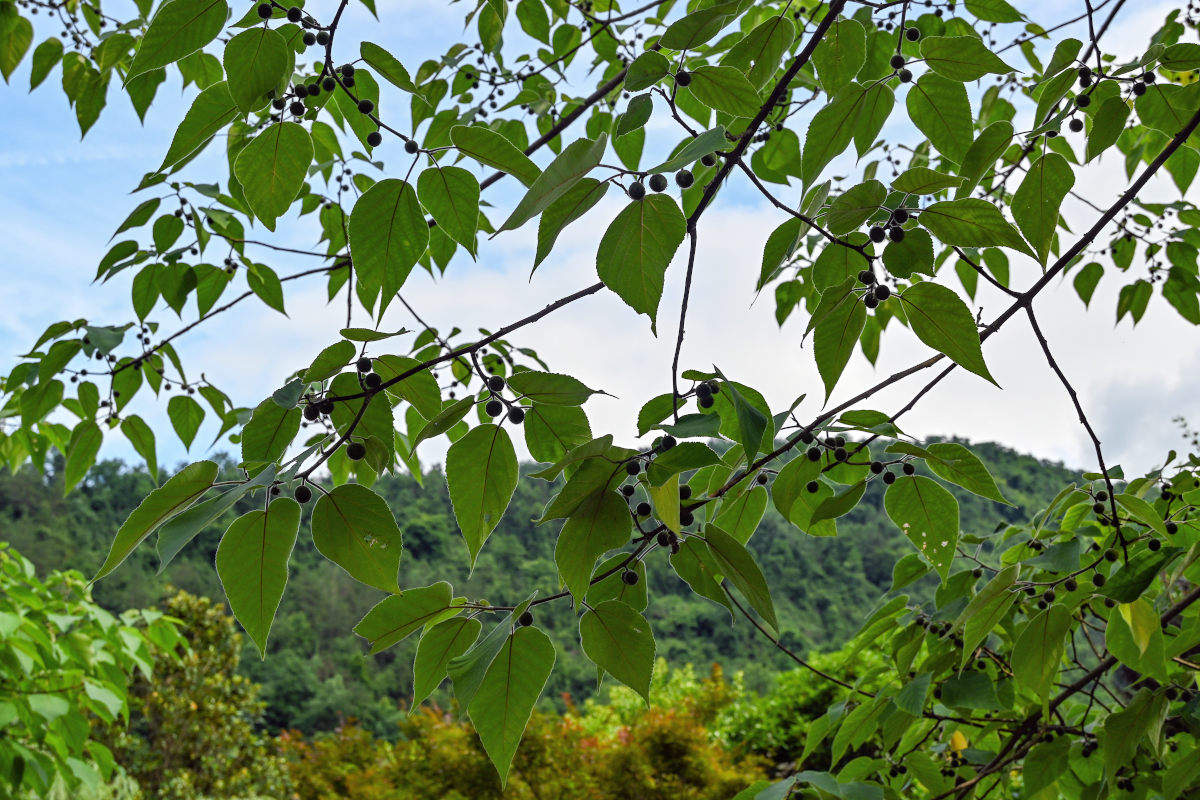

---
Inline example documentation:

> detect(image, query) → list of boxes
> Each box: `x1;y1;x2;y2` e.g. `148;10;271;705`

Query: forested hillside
0;438;1077;737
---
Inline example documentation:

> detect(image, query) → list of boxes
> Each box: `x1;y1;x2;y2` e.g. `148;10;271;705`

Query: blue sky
2;0;1199;480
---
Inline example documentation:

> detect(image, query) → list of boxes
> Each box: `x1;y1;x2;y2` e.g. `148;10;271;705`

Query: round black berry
347;442;366;460
1064;578;1078;592
660;435;677;451
367;131;383;147
905;27;920;41
864;294;879;309
272;97;286;110
679;485;692;500
485;399;503;417
701;153;717;167
621;484;636;497
807;446;822;461
834;447;848;462
806;480;820;493
902;461;916;475
628;181;646;200
507;406;525;424
869;225;887;243
294;485;312;503
870;461;884;474
890;54;905;70
257;3;273;19
892;208;910;224
357;99;374;114
1069;118;1084;132
289;101;306;116
657;531;672;547
322;76;336;91
364;373;382;389
302;32;316;46
1076;93;1091;108
874;284;891;301
286;6;302;22
316;31;329;45
356;356;372;372
636;502;652;516
698;395;714;408
303;404;320;421
1149;538;1162;551
756;472;768;485
1132;81;1146;96
1167;522;1178;535
858;269;876;284
626;461;641;476
648;173;668;193
888;226;905;242
518;610;534;627
680;510;694;526
675;70;691;87
883;471;896;485
404;139;419;154
675;169;694;188
899;69;913;83
621;569;639;585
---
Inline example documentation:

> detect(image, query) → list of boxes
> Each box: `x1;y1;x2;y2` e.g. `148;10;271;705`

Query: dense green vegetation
1;438;1076;738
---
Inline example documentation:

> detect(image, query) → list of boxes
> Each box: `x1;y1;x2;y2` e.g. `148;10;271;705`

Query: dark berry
883;471;896;484
1093;502;1106;514
701;153;717;167
680;510;694;526
870;461;884;474
657;531;672;547
621;569;639;585
874;284;891;301
357;99;374;114
323;76;336;91
303;404;320;421
888;226;905;242
356;356;372;372
316;31;329;45
899;69;913;83
869;225;887;243
648;174;668;192
286;6;302;22
307;83;320;96
858;269;876;284
294;485;312;503
257;3;273;19
1143;71;1156;83
972;568;983;578
485;399;503;417
319;399;335;415
756;472;769;485
679;485;692;499
518;610;534;627
404;139;420;154
1149;538;1162;551
905;27;920;41
628;181;646;200
364;373;382;389
675;70;691;87
1167;522;1178;535
1069;118;1084;132
1104;548;1118;562
864;294;879;309
1132;81;1146;96
892;208;910;224
626;461;641;476
902;461;916;475
341;74;354;86
660;435;676;450
347;442;366;460
806;480;820;493
807;446;822;461
621;484;636;497
890;54;905;70
707;380;720;394
289;101;306;116
367;131;383;147
303;32;316;46
271;485;281;495
272;98;286;110
834;447;848;461
1096;491;1108;501
1079;66;1092;80
675;169;694;188
636;502;652;516
1043;589;1056;603
698;395;714;408
1064;578;1078;592
1076;93;1090;108
509;406;526;424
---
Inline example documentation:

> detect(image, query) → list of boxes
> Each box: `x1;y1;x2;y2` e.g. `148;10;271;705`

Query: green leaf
906;72;973;163
579;600;655;704
826;180;886;234
892;168;962;195
919;198;1033;258
1011;604;1071;703
95;460;218;580
29;34;60;91
647;125;729;174
413;616;482;708
167;394;205;448
126;0;228;83
63;421;102;495
955;564;1018;668
671;538;734;616
311;483;404;592
649;475;682;535
507;371;601;406
446;424;519;567
1086;95;1130;162
964;0;1023;23
882;228;935;279
812;17;867;94
240;398;301;464
0;14;32;83
360;41;418;93
417;166;479;256
469;626;555;787
448;596;536;710
158;81;240;172
957;121;1014;198
1100;546;1183;603
706;524;777;633
411;397;475;449
121;415;158;483
349;179;428;312
524;404;592;465
625;49;670;92
588;555;647;612
215;498;300;656
919;36;1015;81
222;27;288;113
926;441;1009;504
450;125;541;188
901;281;996;385
686;65;761;117
884;475;959;580
304;340;356;383
721;15;795;90
1114;492;1170;536
812;277;866;399
156;465;276;570
534;178;608;271
1012;154;1074;265
658;2;737;50
596;195;687;331
234;122;312;231
497;134;607;232
353;582;455;654
555;489;630;606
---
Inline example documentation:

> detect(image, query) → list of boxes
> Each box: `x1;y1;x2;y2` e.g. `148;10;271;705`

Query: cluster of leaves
279;659;763;800
4;0;1200;796
0;543;185;797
